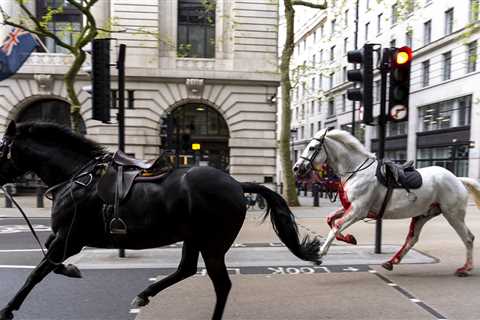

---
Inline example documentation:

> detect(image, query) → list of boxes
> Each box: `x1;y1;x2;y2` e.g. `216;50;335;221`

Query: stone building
282;0;480;180
0;0;280;184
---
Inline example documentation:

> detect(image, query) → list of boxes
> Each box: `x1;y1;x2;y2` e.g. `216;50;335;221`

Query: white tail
459;177;480;208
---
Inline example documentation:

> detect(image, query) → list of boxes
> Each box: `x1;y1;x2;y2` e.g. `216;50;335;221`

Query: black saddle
376;159;422;192
97;150;172;235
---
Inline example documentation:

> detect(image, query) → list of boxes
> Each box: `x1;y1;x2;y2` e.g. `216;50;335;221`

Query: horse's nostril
293;166;298;172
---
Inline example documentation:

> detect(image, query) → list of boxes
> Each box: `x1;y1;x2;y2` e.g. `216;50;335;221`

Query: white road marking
0;265;35;269
129;309;140;314
0;249;43;252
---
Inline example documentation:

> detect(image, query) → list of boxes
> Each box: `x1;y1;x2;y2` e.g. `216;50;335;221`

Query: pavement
1;194;480;319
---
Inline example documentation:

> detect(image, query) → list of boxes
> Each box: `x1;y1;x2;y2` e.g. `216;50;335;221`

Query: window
377;13;383;34
442;51;452;80
406;30;413;48
331;19;336;36
418;95;471;132
422;60;430;87
320;24;325;37
313;31;317;43
445;8;454;35
317;121;322;131
328;98;335;116
36;1;82;53
310;123;314;137
312;54;316;66
318;100;322;113
311;100;315;115
178;0;216;58
470;0;479;22
390;38;396;48
467;41;477;73
303;39;307;50
300;126;304;140
365;22;370;41
319;74;323;91
342;66;347;82
366;0;370;10
343;37;348;54
387;121;407;137
374;79;381;102
391;3;398;25
320;49;324;62
329;72;334;89
423;20;432;45
330;45;335;61
344;10;349;27
417;146;469;177
311;77;316;92
342;94;346;112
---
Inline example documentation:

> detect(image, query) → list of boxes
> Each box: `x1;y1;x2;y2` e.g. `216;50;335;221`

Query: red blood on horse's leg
388;217;419;265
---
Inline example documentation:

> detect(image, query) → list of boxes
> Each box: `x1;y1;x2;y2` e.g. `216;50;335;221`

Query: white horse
293;128;480;276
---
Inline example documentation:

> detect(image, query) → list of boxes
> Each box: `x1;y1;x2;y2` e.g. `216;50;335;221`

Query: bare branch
292;0;327;9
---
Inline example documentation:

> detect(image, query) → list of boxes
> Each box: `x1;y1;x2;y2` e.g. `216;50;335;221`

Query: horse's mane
16;122;106;158
320;129;374;158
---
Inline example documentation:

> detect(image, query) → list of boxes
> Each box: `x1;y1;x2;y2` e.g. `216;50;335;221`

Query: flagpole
32;34;49;53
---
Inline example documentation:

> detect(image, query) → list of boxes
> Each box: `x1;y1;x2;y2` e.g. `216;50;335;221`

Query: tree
279;0;327;206
0;0;100;133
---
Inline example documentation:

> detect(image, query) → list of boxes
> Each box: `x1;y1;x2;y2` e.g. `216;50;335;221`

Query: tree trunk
279;1;300;206
64;50;86;133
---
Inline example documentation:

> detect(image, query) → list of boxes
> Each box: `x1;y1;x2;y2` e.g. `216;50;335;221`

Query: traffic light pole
351;0;359;137
117;44;126;258
375;48;391;254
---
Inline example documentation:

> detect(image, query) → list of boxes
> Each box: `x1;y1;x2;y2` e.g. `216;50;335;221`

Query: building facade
282;0;480;181
0;0;280;184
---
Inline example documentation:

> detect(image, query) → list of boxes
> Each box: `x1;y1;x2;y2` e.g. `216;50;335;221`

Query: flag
0;28;38;81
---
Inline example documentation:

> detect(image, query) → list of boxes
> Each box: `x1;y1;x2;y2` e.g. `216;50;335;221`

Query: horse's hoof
131;296;150;307
382;261;393;271
0;308;13;320
345;234;357;245
455;268;470;277
54;264;82;278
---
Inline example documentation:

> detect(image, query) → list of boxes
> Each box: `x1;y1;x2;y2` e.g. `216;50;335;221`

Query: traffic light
91;39;111;123
160;114;174;149
388;46;412;122
346;44;374;125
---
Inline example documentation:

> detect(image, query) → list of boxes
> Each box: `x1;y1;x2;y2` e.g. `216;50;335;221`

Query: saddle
97;150;172;235
376;159;422;192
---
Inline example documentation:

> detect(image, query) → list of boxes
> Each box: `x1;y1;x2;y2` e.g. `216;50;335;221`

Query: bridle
299;129;329;172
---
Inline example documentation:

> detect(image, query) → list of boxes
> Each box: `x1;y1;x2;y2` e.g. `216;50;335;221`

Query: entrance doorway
169;103;229;172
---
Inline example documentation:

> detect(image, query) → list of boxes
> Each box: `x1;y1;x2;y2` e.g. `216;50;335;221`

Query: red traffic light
394;46;413;66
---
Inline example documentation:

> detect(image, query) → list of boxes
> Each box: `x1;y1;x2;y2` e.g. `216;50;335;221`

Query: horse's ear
5;121;16;137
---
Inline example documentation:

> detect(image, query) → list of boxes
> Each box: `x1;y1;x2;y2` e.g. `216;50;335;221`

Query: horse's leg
201;251;231;320
382;214;434;271
0;234;82;320
320;209;362;258
443;210;475;277
326;208;357;245
132;241;199;307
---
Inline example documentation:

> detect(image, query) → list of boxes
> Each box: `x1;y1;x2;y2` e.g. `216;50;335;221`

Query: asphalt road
0;218;157;320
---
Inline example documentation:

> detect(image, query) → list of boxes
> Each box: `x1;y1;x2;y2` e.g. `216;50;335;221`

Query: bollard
280;182;283;194
36;185;44;208
304;184;308;196
313;184;319;207
4;184;12;208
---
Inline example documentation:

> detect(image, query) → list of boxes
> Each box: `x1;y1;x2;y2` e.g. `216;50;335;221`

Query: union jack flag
0;28;38;81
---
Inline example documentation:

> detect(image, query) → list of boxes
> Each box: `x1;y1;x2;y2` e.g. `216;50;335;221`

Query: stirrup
109;218;128;235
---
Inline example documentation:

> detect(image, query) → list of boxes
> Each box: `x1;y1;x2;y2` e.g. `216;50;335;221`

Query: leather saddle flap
376;159;422;190
97;166;140;204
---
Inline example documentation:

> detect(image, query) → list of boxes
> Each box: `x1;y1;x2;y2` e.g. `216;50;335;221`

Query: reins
2;156;106;267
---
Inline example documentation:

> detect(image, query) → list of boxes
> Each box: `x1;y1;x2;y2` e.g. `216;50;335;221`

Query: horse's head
0;121;29;185
293;128;329;177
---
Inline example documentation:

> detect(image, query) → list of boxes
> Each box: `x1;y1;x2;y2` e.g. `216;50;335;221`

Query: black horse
0;121;320;320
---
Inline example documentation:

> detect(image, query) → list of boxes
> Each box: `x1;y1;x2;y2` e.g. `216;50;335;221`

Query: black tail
241;182;321;264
